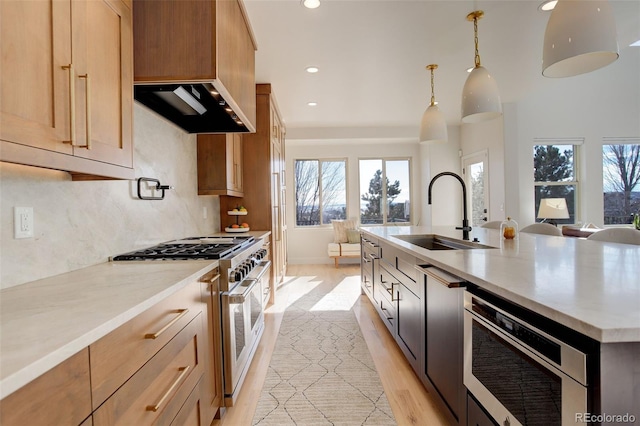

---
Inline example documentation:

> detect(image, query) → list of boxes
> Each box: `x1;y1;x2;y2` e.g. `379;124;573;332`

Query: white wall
285;138;421;265
284;128;461;265
510;46;640;227
0;104;219;288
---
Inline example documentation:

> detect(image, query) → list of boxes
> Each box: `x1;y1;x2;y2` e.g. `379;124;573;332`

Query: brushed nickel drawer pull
145;309;189;339
146;366;190;412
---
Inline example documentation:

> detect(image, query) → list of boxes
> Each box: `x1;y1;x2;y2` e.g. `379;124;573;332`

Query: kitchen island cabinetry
0;0;134;180
0;349;91;426
420;265;466;426
198;133;243;197
361;225;640;425
367;240;421;374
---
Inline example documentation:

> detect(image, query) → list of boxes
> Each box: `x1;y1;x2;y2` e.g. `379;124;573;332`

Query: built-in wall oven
464;288;599;426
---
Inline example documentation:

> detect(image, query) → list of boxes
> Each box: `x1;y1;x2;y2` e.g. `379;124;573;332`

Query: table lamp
537;198;569;226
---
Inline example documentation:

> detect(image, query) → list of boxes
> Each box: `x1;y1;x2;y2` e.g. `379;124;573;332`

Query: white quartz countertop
0;260;218;400
361;226;640;344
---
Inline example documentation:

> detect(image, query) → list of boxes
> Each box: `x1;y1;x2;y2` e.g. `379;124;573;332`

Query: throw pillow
347;229;360;244
332;219;357;243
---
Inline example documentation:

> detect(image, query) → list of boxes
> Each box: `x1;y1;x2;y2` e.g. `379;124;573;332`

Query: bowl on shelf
225;227;250;233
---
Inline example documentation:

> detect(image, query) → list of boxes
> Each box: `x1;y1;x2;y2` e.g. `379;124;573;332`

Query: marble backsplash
0;104;220;289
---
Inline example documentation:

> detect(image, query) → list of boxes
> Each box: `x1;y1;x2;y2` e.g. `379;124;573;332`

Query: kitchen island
361;225;639;426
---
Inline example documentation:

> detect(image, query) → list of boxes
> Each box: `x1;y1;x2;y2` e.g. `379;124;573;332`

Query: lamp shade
537;198;570;219
420;104;448;144
542;0;619;78
461;66;502;123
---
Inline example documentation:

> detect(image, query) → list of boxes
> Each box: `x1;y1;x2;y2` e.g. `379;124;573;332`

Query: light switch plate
14;207;34;239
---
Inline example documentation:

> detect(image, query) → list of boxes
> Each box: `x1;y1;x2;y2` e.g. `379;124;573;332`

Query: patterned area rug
252;285;396;425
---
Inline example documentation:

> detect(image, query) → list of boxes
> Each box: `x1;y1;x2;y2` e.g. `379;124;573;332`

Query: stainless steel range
112;235;271;406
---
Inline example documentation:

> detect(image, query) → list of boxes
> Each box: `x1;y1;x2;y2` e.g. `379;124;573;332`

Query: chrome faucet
427;171;472;240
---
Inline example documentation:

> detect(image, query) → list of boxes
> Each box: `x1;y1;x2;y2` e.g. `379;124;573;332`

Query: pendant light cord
473;15;481;68
426;64;438;107
430;68;436;106
467;10;484;68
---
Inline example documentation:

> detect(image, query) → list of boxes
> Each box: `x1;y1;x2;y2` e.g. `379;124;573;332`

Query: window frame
601;137;640;227
358;157;412;226
293;158;348;227
533;138;582;225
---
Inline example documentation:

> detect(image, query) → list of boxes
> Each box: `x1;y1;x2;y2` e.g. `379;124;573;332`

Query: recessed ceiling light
538;0;557;12
307;102;318;106
305;66;319;73
302;0;320;9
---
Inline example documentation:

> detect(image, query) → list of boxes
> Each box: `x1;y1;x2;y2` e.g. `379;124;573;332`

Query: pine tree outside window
533;140;580;225
359;158;411;225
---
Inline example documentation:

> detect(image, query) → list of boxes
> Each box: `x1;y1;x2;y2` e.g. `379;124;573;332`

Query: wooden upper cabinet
69;0;134;170
133;0;257;132
0;0;134;180
197;133;244;197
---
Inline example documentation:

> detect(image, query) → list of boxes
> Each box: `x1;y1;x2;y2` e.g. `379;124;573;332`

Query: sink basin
392;234;495;250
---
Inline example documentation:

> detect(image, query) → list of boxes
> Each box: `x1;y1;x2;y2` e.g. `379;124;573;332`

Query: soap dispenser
500;217;518;239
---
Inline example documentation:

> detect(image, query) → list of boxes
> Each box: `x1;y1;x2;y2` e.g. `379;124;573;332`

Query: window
602;139;640;225
359;158;411;225
533;141;579;225
294;159;347;226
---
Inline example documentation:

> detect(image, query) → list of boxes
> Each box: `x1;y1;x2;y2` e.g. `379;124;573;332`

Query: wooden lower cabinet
93;313;204;425
201;267;224;422
0;349;92;426
0;271;223;426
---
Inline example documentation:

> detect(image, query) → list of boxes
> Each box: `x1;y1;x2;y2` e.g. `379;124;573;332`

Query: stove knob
234;269;244;282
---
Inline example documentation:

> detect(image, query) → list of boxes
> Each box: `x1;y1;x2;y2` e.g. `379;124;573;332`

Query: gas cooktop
112;235;255;261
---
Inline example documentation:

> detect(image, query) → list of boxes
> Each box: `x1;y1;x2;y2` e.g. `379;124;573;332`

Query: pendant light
542;0;618;78
461;10;502;123
419;64;448;144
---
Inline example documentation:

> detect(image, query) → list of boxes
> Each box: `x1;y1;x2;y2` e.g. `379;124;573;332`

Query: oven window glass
472;320;561;426
234;304;245;360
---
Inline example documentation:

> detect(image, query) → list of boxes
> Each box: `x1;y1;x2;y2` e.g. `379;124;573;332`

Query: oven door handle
251;260;272;282
227;278;260;304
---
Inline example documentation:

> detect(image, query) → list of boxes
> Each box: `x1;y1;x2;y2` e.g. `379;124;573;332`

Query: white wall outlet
203;206;208;219
14;207;34;239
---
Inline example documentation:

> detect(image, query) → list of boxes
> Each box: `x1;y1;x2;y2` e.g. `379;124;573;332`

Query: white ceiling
243;0;640;137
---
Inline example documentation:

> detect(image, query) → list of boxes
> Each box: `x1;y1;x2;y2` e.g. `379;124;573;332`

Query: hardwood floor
213;264;450;426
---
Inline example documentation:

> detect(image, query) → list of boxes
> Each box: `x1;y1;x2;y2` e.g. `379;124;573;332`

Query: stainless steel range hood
134;83;250;134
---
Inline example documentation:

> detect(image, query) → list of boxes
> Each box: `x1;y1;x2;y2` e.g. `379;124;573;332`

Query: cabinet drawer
90;282;202;408
93;313;204;426
0;349;91;426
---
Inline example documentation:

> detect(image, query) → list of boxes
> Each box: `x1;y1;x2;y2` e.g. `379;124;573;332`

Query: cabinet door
201;269;223;424
0;0;72;153
231;134;243;192
426;277;465;422
71;0;133;168
396;281;421;371
0;349;91;426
